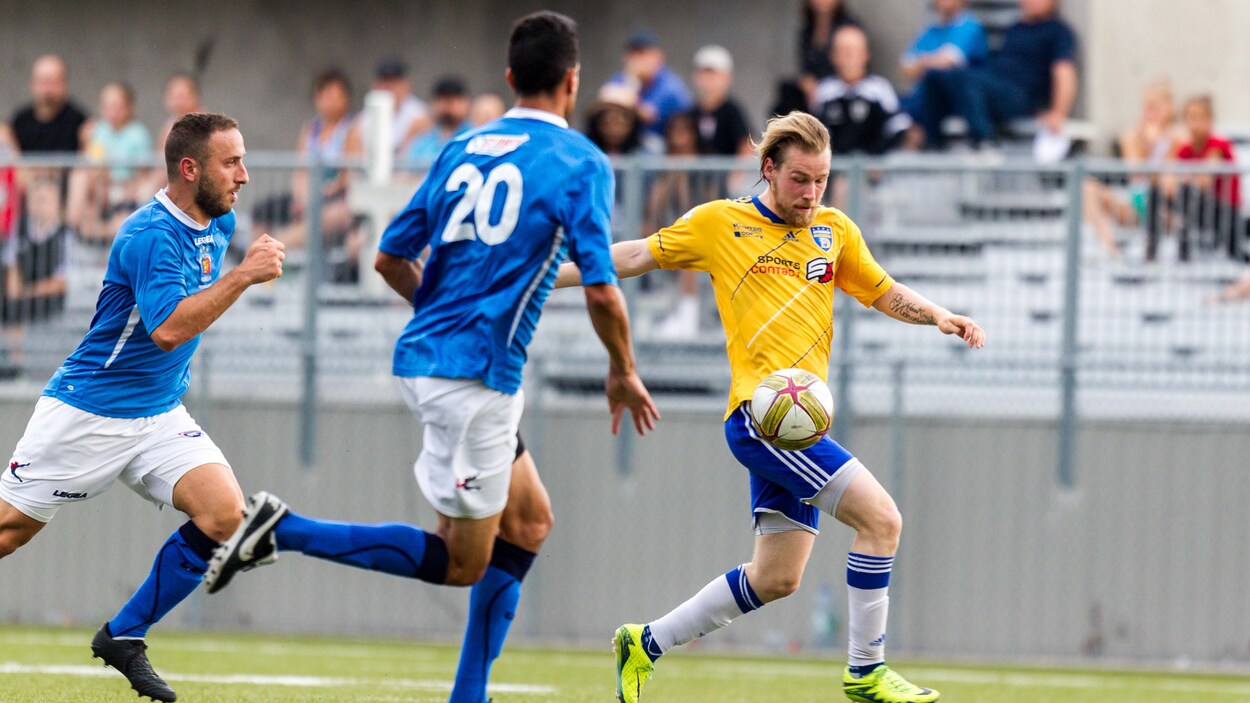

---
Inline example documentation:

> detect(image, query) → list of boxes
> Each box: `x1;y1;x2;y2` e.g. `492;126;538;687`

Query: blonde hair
753;111;829;179
1142;77;1175;125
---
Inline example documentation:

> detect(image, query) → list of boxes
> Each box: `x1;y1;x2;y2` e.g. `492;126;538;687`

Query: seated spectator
470;93;507;127
899;0;988;143
1147;95;1241;262
647;113;710;339
916;0;1077;149
813;25;911;155
68;82;153;241
155;73;204;154
690;45;752;158
584;86;646;157
367;59;431;157
1083;78;1178;258
404;77;471;165
10;55;89;155
2;176;71;368
261;68;362;282
798;0;859;102
604;29;692;140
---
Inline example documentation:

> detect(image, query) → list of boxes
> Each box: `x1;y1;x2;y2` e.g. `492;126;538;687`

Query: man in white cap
690;45;752;158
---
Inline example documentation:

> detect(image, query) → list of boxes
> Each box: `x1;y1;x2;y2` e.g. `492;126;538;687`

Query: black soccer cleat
204;490;288;594
91;622;177;702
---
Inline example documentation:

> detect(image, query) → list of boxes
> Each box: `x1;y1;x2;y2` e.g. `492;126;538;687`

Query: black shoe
204;490;288;594
90;623;177;702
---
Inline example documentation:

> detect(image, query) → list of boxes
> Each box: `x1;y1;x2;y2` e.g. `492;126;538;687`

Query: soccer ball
749;368;834;451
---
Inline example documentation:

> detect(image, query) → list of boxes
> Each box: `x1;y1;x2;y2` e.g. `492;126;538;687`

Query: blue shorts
723;404;863;534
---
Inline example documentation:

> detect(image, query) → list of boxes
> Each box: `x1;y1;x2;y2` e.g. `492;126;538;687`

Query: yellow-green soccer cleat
613;624;655;703
843;664;940;703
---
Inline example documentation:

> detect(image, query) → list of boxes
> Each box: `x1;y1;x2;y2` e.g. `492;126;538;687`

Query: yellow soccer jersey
647;195;894;419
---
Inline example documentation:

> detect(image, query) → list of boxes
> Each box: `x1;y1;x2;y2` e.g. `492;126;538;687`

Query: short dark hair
508;11;578;97
165;112;239;178
313;68;352;98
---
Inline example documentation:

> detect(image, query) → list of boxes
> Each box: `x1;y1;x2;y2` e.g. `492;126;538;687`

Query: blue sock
108;521;216;639
274;511;448;583
449;538;536;703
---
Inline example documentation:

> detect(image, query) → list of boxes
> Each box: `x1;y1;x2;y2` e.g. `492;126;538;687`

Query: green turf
1;625;1248;702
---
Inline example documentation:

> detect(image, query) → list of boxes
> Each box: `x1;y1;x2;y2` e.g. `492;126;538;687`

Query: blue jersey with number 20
378;107;618;395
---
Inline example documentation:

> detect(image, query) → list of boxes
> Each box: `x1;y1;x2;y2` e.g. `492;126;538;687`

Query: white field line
0;662;555;694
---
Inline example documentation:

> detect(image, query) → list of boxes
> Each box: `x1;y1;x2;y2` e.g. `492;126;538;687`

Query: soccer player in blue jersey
0;112;284;701
205;11;659;703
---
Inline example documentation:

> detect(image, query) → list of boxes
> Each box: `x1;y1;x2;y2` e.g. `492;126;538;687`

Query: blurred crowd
1;0;1247;358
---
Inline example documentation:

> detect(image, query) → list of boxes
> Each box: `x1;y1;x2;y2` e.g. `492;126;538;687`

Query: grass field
2;625;1249;702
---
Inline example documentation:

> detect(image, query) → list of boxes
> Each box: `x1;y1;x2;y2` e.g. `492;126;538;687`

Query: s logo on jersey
806;258;834;284
810;226;833;251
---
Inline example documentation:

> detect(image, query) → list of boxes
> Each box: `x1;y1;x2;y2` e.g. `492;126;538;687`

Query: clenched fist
238;234;285;285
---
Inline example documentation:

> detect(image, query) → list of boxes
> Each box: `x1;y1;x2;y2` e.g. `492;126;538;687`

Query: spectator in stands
0;126;16;245
690;45;752;158
68;82;154;241
605;29;692;140
1147;95;1241;262
9;55;89;155
1083;78;1179;258
369;59;431;157
799;0;859;97
647;113;710;339
915;0;1077;149
1;176;71;367
264;68;362;279
155;73;204;154
469;93;506;127
899;0;988;145
814;25;911;155
584;86;647;157
404;77;471;165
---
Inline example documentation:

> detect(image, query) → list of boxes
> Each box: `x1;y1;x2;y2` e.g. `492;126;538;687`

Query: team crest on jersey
466;134;530;156
810;226;833;251
198;245;213;282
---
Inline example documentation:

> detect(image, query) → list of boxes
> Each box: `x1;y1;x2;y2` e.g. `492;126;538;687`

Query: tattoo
887;291;935;325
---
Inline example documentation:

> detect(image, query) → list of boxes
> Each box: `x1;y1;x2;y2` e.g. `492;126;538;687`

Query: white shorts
1;397;229;523
397;377;524;520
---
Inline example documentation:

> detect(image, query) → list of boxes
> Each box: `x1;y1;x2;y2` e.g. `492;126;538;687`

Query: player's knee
865;503;902;551
754;571;802;603
195;506;244;544
444;561;489;587
505;508;554;551
0;528;34;558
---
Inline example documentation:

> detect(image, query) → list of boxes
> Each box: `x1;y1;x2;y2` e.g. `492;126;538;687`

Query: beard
194;177;233;218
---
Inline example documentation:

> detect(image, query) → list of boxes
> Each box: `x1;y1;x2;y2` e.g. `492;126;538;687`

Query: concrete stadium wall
2;392;1247;665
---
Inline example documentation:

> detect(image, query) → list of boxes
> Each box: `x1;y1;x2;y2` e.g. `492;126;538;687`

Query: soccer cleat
203;491;288;594
90;623;177;702
613;624;655;703
843;664;940;703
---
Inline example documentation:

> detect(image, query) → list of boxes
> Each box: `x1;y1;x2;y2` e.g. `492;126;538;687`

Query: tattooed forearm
887;291;936;325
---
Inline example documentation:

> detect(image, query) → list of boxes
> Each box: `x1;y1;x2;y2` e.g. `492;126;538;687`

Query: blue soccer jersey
379;107;618;394
43;190;235;418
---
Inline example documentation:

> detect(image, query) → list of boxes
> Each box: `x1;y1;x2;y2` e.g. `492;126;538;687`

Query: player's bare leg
742;529;817;603
94;463;244;703
0;499;46;558
449;448;552;703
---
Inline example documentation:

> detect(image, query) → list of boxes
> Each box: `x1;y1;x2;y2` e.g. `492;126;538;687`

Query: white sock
847;553;893;668
644;564;761;658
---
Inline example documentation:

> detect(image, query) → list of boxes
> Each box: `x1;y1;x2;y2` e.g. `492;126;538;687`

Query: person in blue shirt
403;76;473;165
915;0;1078;148
605;29;693;142
899;0;989;123
0;112;285;702
205;12;660;703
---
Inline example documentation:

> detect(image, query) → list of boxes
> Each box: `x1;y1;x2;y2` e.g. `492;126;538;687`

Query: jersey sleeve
834;217;894;307
120;226;190;332
646;202;718;273
563;151;619;287
378;178;434;260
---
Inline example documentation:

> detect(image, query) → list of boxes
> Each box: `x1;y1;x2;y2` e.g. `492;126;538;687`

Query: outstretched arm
872;281;985;349
583;283;660;435
555;239;659;289
150;234;285;351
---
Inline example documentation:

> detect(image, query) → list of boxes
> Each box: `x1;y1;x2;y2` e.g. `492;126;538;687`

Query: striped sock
645;564;762;661
847;552;893;670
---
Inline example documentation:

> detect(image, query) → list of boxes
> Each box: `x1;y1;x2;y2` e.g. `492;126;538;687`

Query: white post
363;89;395;185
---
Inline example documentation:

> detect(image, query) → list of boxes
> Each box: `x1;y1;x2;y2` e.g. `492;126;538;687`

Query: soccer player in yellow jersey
556;112;984;703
